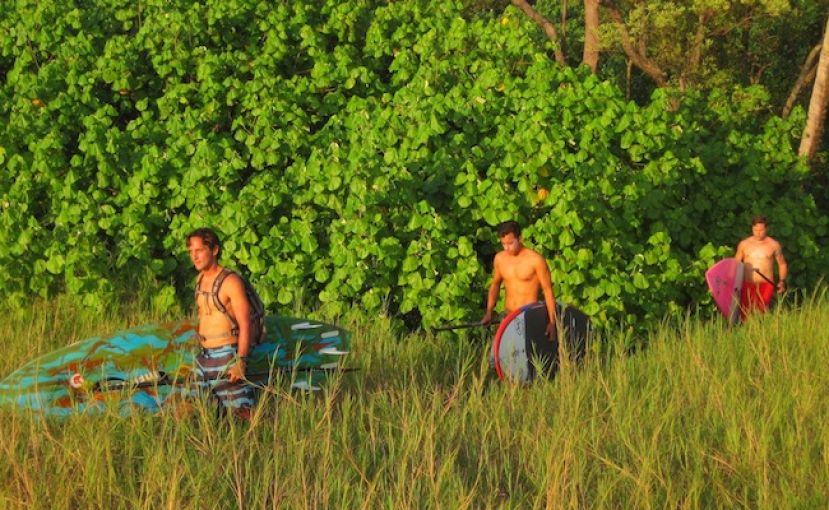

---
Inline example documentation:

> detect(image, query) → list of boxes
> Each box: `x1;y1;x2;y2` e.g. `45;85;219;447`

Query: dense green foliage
1;291;828;508
1;0;826;328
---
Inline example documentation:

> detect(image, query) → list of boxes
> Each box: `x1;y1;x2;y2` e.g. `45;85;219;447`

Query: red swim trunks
740;282;774;321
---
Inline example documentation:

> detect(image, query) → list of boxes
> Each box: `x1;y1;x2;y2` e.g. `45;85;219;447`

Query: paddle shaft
432;321;500;333
753;268;775;285
92;367;356;392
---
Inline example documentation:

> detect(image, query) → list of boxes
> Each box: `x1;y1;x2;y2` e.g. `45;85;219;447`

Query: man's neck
200;264;223;280
506;245;524;257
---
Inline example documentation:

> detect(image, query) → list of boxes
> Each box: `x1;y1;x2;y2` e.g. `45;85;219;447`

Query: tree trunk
799;16;829;161
680;13;709;91
583;0;600;72
626;58;633;99
511;0;567;66
561;0;569;61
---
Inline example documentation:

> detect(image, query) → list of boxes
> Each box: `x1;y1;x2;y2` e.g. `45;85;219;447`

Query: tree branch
604;4;668;87
783;43;822;118
511;0;567;65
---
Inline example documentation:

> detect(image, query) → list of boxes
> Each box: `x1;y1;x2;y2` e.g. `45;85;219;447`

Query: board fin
290;381;321;392
318;347;349;356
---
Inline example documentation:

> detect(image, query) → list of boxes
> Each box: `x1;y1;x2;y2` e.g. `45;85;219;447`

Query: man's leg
740;282;764;321
757;282;775;313
195;346;256;419
740;283;753;322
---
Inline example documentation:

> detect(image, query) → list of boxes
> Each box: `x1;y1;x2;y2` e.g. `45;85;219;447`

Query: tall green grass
1;291;828;509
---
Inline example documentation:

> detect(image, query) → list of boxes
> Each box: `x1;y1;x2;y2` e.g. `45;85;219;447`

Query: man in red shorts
734;216;788;321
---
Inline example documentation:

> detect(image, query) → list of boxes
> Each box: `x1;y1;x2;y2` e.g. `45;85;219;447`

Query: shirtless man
187;228;256;417
481;221;557;337
734;216;788;321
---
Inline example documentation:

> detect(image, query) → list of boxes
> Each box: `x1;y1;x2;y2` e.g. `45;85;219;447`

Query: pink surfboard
705;258;744;325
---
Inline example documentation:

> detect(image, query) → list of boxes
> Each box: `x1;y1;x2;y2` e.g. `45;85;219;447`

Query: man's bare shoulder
766;236;784;252
219;272;246;298
522;247;547;262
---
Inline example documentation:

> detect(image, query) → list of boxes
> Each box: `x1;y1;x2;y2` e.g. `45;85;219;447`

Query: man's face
751;222;768;240
188;237;218;272
500;233;521;255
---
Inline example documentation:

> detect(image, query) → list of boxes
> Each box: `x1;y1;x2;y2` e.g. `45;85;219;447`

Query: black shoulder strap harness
195;268;266;344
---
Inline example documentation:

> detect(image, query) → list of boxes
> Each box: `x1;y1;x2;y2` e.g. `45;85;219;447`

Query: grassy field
1;291;828;509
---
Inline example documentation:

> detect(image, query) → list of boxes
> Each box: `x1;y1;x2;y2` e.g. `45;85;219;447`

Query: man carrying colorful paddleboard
734;216;788;321
187;228;262;419
481;221;557;337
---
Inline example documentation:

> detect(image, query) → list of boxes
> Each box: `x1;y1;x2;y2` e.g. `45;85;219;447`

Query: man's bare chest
744;241;774;261
502;262;536;282
196;279;232;317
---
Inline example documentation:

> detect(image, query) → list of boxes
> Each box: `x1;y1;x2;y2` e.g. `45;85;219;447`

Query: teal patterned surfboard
0;315;350;416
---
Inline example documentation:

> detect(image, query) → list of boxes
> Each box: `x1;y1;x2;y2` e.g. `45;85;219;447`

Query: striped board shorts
193;344;256;411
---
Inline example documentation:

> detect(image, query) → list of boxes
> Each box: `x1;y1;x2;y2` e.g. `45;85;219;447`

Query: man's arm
775;243;788;293
481;257;503;325
734;240;745;261
223;275;252;382
535;255;557;338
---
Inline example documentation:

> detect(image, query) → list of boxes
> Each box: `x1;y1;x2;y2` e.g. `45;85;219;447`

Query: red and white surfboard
492;302;591;383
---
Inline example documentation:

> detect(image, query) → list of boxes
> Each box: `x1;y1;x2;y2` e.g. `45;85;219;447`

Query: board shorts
193;344;256;412
740;281;774;321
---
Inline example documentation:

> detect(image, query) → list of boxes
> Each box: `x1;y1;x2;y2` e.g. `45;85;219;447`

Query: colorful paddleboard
0;315;350;416
705;258;744;325
493;302;592;383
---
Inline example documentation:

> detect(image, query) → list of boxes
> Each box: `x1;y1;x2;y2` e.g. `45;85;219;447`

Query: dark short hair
187;227;222;259
751;216;768;226
497;220;521;238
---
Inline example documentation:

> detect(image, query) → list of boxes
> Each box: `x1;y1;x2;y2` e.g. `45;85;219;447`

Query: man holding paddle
734;216;788;321
481;221;557;338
